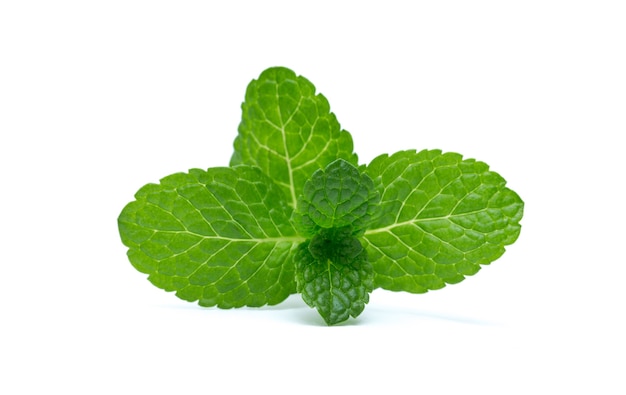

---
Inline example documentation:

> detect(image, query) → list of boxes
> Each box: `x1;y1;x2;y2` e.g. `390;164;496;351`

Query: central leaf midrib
275;87;303;209
364;207;493;236
156;229;306;244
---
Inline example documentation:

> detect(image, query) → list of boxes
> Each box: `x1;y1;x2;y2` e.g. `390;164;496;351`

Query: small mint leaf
294;159;380;236
118;166;305;308
231;67;358;208
295;238;373;325
363;150;524;293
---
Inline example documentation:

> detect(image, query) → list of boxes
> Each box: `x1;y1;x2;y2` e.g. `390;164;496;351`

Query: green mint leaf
118;166;304;308
231;66;358;209
363;149;524;293
295;235;373;325
293;159;380;236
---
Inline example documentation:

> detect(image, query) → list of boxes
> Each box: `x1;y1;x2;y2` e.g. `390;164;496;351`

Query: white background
2;1;625;393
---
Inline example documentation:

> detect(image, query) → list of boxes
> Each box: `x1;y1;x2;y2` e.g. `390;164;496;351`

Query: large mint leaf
363;150;524;293
118;166;304;308
295;235;373;325
293;159;380;237
231;67;358;208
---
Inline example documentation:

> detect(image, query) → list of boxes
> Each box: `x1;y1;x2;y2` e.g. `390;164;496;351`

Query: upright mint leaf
231;66;358;209
363;150;524;293
118;166;304;308
293;159;380;237
295;235;373;325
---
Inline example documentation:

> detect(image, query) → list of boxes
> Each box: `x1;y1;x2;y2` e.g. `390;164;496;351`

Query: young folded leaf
295;237;373;325
293;158;380;237
291;159;379;324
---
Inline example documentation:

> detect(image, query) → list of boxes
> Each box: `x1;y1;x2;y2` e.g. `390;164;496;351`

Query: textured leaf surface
231;66;358;208
294;159;379;236
363;150;524;293
295;238;373;325
118;166;304;308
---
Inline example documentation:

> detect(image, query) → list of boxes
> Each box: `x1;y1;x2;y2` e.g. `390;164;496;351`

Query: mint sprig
118;66;524;325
